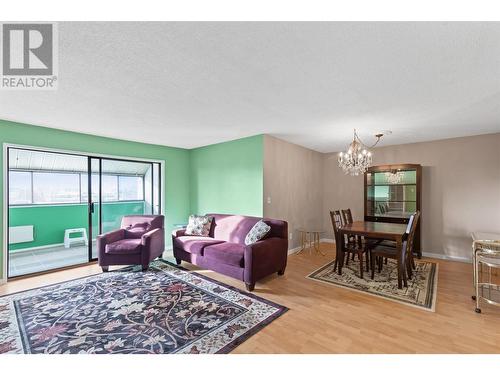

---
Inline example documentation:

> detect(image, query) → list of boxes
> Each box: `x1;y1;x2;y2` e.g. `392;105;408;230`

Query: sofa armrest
172;228;187;238
97;229;126;260
142;228;164;247
141;228;165;263
244;237;288;284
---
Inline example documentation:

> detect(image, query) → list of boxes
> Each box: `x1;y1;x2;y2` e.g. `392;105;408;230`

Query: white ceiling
1;22;500;153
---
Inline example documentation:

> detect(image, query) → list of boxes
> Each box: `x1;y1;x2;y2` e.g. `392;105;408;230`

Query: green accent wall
9;202;145;251
0;119;191;280
1;119;266;280
190;135;264;217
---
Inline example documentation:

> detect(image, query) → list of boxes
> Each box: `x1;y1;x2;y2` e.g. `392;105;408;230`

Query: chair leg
358;251;364;279
402;263;408;288
366;251;370;272
333;258;338;272
378;257;382;273
385;257;388;265
352;253;355;261
246;283;255;292
371;253;375;279
345;252;350;266
406;258;413;280
410;252;416;270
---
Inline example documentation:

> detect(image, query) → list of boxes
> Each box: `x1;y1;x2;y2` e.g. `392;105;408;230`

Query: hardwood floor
1;243;499;353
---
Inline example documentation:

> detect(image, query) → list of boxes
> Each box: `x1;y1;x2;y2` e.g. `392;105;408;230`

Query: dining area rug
307;258;438;311
0;260;287;354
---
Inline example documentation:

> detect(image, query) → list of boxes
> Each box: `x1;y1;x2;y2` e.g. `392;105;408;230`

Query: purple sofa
98;215;165;272
172;213;288;291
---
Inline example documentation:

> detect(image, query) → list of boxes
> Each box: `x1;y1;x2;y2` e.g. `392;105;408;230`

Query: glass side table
296;229;325;256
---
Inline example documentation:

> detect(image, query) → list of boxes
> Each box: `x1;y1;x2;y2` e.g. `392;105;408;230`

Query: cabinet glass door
366;170;417;218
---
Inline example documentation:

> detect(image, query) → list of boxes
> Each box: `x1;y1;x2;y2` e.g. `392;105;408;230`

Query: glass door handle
89;202;95;214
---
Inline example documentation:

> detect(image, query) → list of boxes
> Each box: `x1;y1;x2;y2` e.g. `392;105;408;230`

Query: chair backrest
341;209;353;225
121;215;164;230
405;214;414;234
206;213;287;244
405;211;420;255
329;210;344;244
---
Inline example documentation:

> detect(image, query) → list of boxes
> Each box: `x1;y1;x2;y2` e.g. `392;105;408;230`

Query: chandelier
385;170;404;184
338;129;384;176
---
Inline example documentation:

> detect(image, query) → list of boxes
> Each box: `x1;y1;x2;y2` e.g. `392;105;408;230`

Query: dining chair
341;208;361;262
330;210;369;278
370;211;420;286
374;211;419;269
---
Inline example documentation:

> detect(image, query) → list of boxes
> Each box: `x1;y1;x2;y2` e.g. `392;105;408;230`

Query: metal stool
472;239;500;313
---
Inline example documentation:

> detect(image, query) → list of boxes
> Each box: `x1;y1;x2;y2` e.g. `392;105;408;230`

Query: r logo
2;23;53;76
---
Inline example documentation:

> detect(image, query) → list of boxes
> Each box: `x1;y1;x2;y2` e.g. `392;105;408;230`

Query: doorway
6;146;162;278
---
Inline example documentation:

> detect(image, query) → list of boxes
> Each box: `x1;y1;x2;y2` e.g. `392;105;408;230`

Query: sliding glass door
7;147;162;278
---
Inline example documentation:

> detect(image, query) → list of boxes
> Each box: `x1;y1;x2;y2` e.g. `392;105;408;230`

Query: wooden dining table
338;221;408;288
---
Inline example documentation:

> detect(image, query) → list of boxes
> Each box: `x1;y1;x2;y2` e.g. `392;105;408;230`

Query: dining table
338;221;408;288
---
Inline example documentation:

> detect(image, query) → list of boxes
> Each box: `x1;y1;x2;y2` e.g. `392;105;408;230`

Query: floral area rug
307;258;438;312
0;260;287;354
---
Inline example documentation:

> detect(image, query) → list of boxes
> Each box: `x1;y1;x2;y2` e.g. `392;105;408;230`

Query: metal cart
471;232;500;313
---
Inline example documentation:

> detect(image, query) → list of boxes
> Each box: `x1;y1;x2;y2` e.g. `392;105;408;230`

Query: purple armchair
97;215;165;272
172;214;288;291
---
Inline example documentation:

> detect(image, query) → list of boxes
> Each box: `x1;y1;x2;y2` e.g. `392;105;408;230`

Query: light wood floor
1;243;499;353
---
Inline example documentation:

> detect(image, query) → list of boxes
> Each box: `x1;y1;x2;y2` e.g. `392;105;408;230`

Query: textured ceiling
1;22;500;153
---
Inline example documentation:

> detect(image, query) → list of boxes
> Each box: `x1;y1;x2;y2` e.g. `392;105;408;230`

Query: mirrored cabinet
364;164;422;256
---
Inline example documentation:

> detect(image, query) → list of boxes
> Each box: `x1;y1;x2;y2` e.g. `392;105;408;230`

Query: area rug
307;258;438;312
0;260;287;354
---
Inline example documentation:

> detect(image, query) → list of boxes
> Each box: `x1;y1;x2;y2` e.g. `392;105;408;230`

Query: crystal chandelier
338;129;383;176
385;170;404;184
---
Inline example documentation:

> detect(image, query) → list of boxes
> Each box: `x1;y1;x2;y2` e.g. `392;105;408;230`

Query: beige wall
323;133;500;261
263;135;324;249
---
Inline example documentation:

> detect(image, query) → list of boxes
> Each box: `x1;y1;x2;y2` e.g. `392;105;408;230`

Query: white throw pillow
245;220;271;245
185;215;212;236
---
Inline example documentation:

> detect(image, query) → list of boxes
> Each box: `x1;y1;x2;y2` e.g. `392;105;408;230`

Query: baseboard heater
9;225;34;244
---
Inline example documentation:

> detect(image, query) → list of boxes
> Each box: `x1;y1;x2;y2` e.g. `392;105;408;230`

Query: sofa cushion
174;236;224;256
185;215;213;236
105;238;142;254
203;242;245;267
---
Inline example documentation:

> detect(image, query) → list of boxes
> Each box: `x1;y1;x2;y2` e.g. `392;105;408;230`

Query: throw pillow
125;222;151;239
185;215;213;236
245;220;271;245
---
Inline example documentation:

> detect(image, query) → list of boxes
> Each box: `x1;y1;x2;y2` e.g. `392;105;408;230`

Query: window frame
118;175;145;201
8;170;146;206
8;171;34;205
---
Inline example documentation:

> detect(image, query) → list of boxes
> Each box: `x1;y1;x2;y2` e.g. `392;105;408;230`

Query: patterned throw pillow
245;220;271;245
185;215;213;236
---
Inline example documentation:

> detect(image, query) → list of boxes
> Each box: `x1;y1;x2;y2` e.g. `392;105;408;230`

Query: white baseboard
320;238;335;243
287;245;302;255
289;237;472;263
422;251;471;263
288;238;335;255
10;242;65;253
